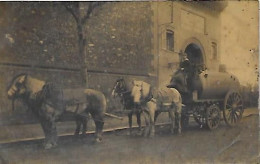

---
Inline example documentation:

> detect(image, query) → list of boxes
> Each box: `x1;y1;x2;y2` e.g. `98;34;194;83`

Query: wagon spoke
228;112;233;122
230;113;234;123
235;110;242;119
225;104;232;109
234;94;239;102
233;112;237;122
225;108;232;112
226;110;231;118
224;91;243;126
206;105;220;130
233;112;238;122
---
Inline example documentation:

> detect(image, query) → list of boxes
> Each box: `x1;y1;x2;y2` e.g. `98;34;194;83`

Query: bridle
112;79;131;98
8;74;28;111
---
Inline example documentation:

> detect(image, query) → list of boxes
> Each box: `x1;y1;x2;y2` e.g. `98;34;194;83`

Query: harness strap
74;103;80;114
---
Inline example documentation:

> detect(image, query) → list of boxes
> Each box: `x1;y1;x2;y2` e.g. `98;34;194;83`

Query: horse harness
115;80;153;112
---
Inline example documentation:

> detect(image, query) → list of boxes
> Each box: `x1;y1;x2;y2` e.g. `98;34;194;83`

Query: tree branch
63;2;79;23
82;2;103;25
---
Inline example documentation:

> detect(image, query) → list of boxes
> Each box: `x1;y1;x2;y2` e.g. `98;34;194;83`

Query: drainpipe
156;2;160;88
171;1;173;23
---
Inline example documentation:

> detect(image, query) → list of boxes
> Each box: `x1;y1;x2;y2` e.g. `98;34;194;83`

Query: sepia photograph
0;1;258;163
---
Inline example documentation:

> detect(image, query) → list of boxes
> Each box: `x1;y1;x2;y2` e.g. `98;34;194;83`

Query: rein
118;90;131;96
113;80;131;97
9;74;28;112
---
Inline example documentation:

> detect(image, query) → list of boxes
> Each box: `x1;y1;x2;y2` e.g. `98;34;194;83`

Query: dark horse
111;78;152;135
7;74;106;149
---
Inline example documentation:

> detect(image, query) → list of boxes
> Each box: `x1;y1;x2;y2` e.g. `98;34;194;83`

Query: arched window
166;30;174;51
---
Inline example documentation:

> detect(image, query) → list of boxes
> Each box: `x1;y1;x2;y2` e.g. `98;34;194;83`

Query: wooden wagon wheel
223;91;244;126
193;105;206;127
193;114;205;126
206;104;221;130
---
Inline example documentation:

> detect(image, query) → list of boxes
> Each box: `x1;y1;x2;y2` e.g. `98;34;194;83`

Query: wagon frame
181;89;244;130
170;66;244;130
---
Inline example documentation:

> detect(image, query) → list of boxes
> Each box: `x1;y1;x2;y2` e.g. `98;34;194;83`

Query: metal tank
192;70;240;100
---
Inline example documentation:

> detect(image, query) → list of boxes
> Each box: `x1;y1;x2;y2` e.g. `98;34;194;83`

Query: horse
131;80;182;137
7;73;106;149
111;78;153;135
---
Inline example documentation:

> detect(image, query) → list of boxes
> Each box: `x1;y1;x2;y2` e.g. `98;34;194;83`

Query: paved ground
0;108;258;144
0;108;258;164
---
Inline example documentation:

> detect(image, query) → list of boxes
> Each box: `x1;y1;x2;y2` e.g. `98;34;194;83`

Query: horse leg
175;103;182;134
154;111;160;123
74;115;82;136
175;111;182;135
144;101;157;137
168;110;175;134
39;118;50;148
91;113;104;143
136;112;142;132
142;111;150;137
42;119;57;149
149;110;155;138
128;112;133;135
49;119;58;148
81;115;88;137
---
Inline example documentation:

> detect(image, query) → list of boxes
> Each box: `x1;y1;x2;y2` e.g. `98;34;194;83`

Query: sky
220;1;258;87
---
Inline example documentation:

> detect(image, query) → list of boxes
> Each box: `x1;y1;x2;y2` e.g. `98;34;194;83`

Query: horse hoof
44;143;54;150
95;138;102;143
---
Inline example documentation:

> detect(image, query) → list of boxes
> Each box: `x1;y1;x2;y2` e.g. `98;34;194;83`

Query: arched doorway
184;43;204;66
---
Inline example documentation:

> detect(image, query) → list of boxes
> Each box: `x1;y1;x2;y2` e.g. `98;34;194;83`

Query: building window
211;42;217;60
166;30;174;51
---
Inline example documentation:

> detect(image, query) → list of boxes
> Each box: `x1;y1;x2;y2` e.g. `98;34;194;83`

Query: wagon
169;65;244;130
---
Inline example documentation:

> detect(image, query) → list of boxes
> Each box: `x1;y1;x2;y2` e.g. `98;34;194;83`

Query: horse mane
7;73;28;91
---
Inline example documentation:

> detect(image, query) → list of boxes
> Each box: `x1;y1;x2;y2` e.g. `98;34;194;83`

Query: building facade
151;1;227;86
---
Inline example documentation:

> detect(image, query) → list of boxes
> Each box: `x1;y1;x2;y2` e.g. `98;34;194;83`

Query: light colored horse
111;78;153;136
131;80;182;136
7;74;106;149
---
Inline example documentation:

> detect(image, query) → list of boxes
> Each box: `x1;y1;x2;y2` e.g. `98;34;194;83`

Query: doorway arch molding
180;37;207;66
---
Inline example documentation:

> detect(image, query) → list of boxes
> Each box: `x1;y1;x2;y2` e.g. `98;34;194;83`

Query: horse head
7;74;28;100
111;78;127;98
131;80;152;105
7;74;46;111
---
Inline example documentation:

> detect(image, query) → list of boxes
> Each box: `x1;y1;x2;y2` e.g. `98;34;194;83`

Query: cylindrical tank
192;71;240;100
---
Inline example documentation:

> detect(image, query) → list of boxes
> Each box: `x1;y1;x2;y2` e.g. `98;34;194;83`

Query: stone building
0;2;227;125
